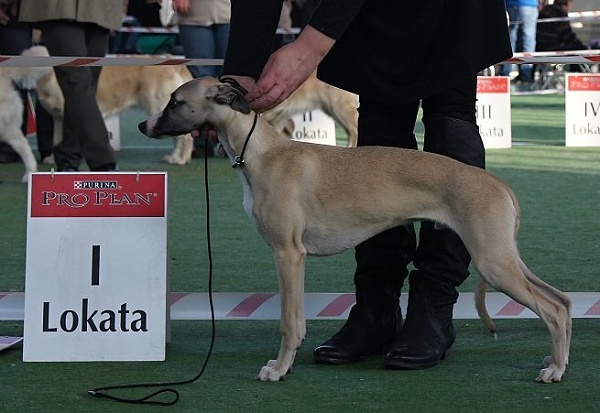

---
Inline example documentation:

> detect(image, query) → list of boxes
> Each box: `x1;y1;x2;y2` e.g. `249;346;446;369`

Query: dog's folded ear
210;83;251;114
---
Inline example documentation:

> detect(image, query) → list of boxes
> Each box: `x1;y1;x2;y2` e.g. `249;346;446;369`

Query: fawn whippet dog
139;77;571;383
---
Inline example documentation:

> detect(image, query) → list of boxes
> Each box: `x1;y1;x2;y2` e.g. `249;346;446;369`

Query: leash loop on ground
87;386;179;406
86;138;217;406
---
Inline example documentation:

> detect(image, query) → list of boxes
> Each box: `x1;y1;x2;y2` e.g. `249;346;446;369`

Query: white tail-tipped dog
139;77;572;383
0;46;51;182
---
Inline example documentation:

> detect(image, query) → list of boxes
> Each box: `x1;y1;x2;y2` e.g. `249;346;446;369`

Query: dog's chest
239;174;254;219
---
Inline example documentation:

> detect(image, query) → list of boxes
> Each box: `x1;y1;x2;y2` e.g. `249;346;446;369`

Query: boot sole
383;347;453;370
314;355;366;365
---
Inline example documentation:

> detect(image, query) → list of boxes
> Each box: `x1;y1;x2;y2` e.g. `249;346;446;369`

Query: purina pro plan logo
23;172;168;362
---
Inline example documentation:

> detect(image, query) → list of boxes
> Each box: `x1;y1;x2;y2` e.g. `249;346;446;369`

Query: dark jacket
536;4;586;52
223;0;512;104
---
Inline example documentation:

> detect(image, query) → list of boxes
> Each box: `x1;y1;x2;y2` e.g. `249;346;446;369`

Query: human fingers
172;0;190;13
0;7;10;25
247;83;290;112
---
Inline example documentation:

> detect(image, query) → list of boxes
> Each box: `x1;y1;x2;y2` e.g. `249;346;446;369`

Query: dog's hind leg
517;259;572;382
258;246;307;381
473;251;571;383
323;100;358;147
3;125;37;182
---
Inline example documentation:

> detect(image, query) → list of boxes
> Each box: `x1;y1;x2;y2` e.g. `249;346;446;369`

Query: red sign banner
29;173;166;218
567;75;600;91
477;76;509;93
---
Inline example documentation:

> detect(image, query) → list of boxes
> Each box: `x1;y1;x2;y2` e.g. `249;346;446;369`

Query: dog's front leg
258;247;306;381
163;135;193;165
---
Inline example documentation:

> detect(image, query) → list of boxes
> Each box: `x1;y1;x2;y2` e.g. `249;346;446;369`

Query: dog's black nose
138;121;147;134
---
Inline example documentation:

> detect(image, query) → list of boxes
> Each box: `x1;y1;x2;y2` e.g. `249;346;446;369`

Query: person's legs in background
517;5;538;86
178;23;230;157
109;15;142;54
313;100;419;364
500;5;538;90
385;77;484;369
41;21;116;171
213;23;230;76
499;6;519;78
178;24;221;78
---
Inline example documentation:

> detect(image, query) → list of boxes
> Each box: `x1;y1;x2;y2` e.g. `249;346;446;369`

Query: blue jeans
178;23;229;78
500;5;538;82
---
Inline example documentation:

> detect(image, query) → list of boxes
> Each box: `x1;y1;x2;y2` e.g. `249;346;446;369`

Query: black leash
232;112;258;168
87;138;216;407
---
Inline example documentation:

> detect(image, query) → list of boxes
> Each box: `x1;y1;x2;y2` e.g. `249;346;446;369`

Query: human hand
172;0;190;13
0;2;17;25
245;25;335;112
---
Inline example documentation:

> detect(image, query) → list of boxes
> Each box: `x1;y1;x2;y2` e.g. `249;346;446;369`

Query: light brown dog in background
139;77;571;384
36;59;195;165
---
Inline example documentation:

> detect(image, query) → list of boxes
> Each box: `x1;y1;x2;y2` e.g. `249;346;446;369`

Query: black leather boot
384;116;484;370
313;225;415;364
384;271;456;369
313;288;403;364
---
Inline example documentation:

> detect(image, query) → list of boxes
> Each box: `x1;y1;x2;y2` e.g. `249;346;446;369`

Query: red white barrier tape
568;10;600;17
1;50;599;67
1;292;599;320
0;54;221;67
537;10;600;23
117;26;300;35
507;49;600;64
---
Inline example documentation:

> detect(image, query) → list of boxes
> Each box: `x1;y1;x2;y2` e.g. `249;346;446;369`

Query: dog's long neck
229;112;259;168
219;110;289;169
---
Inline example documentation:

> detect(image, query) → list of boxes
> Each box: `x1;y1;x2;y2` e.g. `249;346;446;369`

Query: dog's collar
232;112;259;168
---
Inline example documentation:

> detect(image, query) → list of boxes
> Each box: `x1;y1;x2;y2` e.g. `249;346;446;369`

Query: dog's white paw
536;366;565;383
41;155;54;165
257;360;286;382
21;173;29;183
161;154;187;165
536;356;565;383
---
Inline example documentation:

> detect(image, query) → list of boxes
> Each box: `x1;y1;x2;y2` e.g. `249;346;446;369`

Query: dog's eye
169;97;180;108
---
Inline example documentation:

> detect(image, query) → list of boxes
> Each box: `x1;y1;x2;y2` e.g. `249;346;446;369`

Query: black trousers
354;77;483;304
40;20;115;170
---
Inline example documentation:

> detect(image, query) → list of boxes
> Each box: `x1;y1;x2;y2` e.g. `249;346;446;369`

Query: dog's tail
475;279;497;337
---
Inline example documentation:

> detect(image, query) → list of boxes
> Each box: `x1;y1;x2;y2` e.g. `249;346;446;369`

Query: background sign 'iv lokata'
23;172;168;362
565;74;600;147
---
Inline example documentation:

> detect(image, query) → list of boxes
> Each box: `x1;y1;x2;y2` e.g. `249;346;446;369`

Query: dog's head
138;76;250;139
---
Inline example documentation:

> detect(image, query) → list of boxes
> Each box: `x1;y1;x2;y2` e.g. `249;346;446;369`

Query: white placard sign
565;74;600;147
476;76;512;149
23;172;168;362
291;109;337;146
